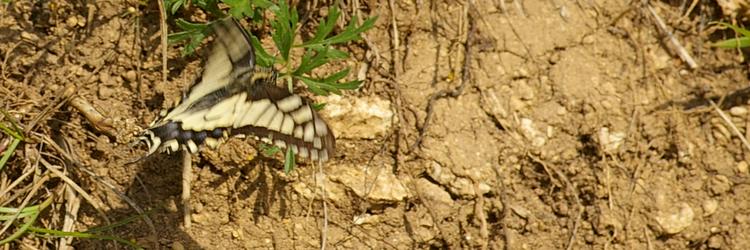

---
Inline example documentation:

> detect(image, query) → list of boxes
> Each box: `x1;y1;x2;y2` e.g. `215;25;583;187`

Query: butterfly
136;17;335;162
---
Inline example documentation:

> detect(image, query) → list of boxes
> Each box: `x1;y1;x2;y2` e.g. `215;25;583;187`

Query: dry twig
645;3;698;69
182;150;192;228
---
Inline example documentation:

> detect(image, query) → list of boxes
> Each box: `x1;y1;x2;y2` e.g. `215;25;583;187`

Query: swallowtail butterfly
137;17;335;162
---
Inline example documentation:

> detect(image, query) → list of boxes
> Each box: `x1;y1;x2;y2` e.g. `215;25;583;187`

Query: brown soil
2;0;750;249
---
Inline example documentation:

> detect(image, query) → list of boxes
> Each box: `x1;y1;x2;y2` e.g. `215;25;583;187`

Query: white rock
598;127;626;153
520;118;546;147
702;199;719;217
320;95;394;139
653;202;694;234
328;164;408;203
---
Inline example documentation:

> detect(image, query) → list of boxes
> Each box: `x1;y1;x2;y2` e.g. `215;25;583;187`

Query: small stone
654;202;694;234
738;161;749;174
165;199;178;213
124;70;137;82
511;205;531;219
76;15;86;27
193;202;204;213
708;235;723;249
192;212;209;225
98;86;116;99
321;95;394;139
171;241;185;250
328;164;409;203
231;229;242;239
66;16;78;28
708;175;732;196
20;31;39;41
730;106;748;116
702;199;718;216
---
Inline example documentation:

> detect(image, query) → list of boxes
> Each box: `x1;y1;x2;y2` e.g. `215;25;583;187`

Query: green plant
712;22;750;48
166;0;375;95
0;109;23;172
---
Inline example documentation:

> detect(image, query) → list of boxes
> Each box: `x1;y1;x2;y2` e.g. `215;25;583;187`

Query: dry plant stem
182;150;192;228
39;134;155;232
156;0;169;87
68;94;116;137
60;185;81;250
1;42;21;80
496;169;513;250
645;4;698;69
473;181;489;249
0;173;49;237
709;100;750;151
409;12;476;152
39;157;109;224
316;160;328;250
0;166;35;204
388;0;401;78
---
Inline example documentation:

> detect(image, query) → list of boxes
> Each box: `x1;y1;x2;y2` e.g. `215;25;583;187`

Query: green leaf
311;102;327;111
252;0;275;9
293;46;348;75
301;16;377;48
712;22;750;48
284;147;296;174
165;0;185;14
250;35;276;67
169;19;211;55
297;73;361;96
306;5;341;45
260;143;281;157
712;37;750;48
192;0;223;17
271;0;297;61
223;0;254;18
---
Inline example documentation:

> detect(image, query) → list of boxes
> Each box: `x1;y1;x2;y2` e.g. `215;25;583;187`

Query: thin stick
709;100;750;151
646;4;698;69
156;0;169;86
182;150;192;228
317;160;328;250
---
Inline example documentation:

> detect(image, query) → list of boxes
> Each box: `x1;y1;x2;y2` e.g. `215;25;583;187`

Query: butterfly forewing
137;17;335;162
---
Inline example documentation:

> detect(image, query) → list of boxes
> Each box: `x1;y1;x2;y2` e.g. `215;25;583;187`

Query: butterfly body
137;18;335;162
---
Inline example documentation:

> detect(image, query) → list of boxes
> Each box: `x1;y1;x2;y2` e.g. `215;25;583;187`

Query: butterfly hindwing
137;17;335;162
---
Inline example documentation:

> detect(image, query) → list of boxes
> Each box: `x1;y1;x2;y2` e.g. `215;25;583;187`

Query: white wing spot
294;125;304;139
269;111;284;131
291;105;313;124
277;95;302;112
281;115;294;135
303;122;315;142
239;99;271;127
255;105;277;127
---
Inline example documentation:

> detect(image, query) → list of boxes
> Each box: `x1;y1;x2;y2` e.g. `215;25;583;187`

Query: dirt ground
4;0;750;249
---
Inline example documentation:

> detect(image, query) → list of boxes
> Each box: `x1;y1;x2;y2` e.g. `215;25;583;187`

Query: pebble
171;241;185;250
738;161;748;174
708;175;732;195
66;16;78;28
125;70;137;82
730;106;748;116
708;235;723;249
98;86;116;99
702;199;718;216
654;202;694;234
